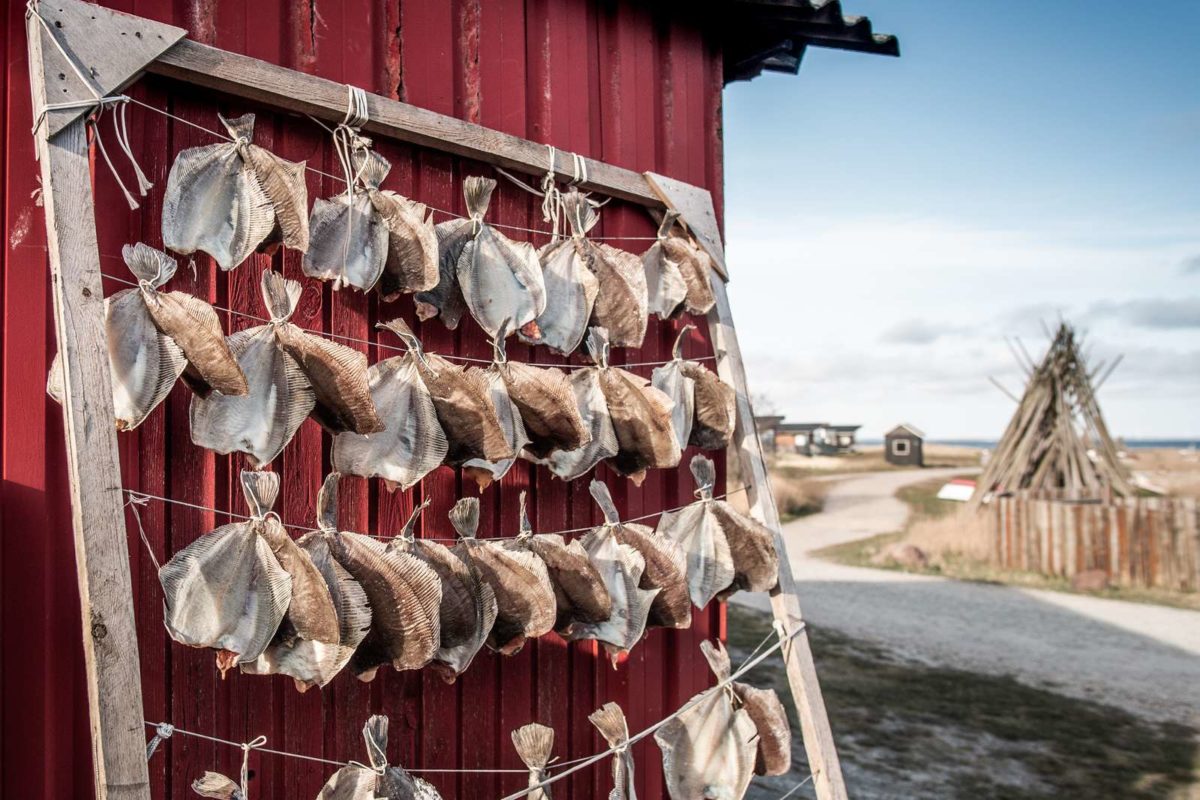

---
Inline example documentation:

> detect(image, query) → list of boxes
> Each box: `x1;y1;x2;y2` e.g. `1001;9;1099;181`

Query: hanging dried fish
413;218;469;329
654;640;758;800
331;321;448;491
650;326;697;452
642;211;689;320
522;191;599;354
511;723;555;800
389;500;497;683
590;703;638;800
590;481;690;630
508;492;611;636
455;176;546;340
191;773;244;800
189;271;315;467
461;335;530;491
712;496;780;600
159;471;291;677
529;330;619;481
380;319;512;467
450;498;556;655
491;333;589;459
655;456;737;610
679;358;735;452
373;186;439;301
702;640;792;776
568;485;658;665
303;149;390;292
319;716;444;800
163;113;308;270
309;474;441;681
588;328;681;485
660;230;716;316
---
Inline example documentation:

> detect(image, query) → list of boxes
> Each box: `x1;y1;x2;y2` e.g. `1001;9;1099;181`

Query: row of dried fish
158;462;778;689
159;115;715;356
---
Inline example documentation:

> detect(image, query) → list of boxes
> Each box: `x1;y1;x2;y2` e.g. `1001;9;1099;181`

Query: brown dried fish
590;703;638;800
191;772;244;800
159;471;291;677
310;474;441;681
568;485;658;665
587;328;681;485
592;241;649;349
331;322;448;491
591;481;690;630
319;716;445;800
655;455;737;609
462;336;530;491
508;492;611;636
642;211;689;320
303;149;390;293
680;362;735;452
450;498;556;655
380;319;512;466
654;639;758;800
660;230;716;316
491;334;589;459
372;180;439;300
703;640;792;776
712;498;781;600
511;722;555;800
522;191;600;355
414;218;469;329
389;500;496;683
455;176;546;341
163;113;308;270
529;334;619;481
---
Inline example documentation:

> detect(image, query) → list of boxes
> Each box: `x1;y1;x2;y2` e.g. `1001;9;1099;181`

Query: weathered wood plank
146;39;665;208
28;17;150;798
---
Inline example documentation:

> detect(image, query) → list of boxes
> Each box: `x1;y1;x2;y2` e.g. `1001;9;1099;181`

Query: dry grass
905;509;992;563
771;472;830;522
1123;447;1200;498
770;444;983;477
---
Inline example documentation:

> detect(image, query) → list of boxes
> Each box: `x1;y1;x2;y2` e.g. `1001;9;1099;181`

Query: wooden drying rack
26;2;845;797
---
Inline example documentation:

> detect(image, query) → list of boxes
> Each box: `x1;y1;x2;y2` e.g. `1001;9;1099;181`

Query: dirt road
734;469;1200;725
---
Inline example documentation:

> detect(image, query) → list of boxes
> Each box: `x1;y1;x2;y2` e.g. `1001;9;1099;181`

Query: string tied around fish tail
239;734;267;796
146;722;175;761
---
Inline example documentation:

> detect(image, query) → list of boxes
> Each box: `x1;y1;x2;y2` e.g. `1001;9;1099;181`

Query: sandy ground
735;469;1200;726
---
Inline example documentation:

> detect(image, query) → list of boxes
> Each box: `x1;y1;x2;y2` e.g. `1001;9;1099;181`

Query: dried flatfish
159;471;291;676
592;241;649;349
660;230;716;315
650;326;697;451
379;319;512;466
369;166;439;300
461;337;530;490
413;218;469;329
590;481;690;630
303;150;390;292
319;716;444;800
331;321;448;491
655;456;737;609
679;359;735;452
310;474;441;680
522;191;600;354
450;498;555;655
642;211;689;320
508;492;611;635
511;723;555;800
455;176;546;340
654;640;757;800
389;500;496;683
712;498;780;600
703;640;791;776
492;333;589;459
590;703;638;800
568;486;658;665
587;328;681;484
163;113;308;270
191;773;244;799
529;343;619;481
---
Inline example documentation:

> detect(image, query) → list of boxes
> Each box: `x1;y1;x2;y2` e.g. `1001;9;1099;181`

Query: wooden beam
27;16;151;800
146;39;664;208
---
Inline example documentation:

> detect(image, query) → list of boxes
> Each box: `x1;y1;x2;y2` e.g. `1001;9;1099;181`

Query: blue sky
722;0;1200;440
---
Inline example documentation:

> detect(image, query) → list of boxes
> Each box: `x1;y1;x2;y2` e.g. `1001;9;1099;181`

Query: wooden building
885;424;925;467
2;2;897;798
757;418;861;455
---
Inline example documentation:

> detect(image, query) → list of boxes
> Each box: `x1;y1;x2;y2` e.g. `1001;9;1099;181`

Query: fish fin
588;702;630;748
512;722;555;770
191;771;241;799
259;269;302;322
316;473;340;531
449;497;480;540
700;639;731;681
362;715;390;772
123;242;178;287
462;175;496;219
240;470;280;516
588;481;621;525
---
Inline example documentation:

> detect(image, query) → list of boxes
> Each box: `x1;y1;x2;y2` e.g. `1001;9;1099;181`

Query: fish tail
517;491;532;537
376;317;424;357
588;481;621;526
561;190;599;238
219;112;256;143
588;702;629;749
689;455;717;499
240;470;280;517
700;639;731;681
463;175;497;219
316;473;340;531
449;497;480;540
122;242;178;287
656;208;680;240
259;268;302;322
401;498;432;539
190;771;241;799
512;722;555;770
362;715;390;772
584;327;610;368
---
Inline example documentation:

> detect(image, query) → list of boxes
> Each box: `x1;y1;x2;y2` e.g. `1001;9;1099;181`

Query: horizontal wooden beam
147;40;665;208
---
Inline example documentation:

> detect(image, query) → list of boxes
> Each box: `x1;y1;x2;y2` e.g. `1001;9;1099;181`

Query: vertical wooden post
27;19;151;800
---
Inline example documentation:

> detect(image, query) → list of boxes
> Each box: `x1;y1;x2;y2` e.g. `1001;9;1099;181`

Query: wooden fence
990;492;1200;591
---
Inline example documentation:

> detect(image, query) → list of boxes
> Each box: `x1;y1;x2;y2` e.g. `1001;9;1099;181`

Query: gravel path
734;469;1200;725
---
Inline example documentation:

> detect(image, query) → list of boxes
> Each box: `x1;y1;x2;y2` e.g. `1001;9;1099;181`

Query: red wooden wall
1;1;728;797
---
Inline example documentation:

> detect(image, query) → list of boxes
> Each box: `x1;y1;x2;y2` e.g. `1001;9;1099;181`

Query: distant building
885;424;925;467
756;417;861;456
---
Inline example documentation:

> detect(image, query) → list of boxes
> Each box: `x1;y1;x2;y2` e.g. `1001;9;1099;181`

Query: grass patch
727;606;1200;799
771;472;830;523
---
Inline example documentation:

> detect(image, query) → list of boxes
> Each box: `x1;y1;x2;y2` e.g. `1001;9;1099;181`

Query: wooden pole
27;18;151;800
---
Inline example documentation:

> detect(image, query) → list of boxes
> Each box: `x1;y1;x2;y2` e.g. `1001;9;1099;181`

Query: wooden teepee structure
970;322;1132;507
